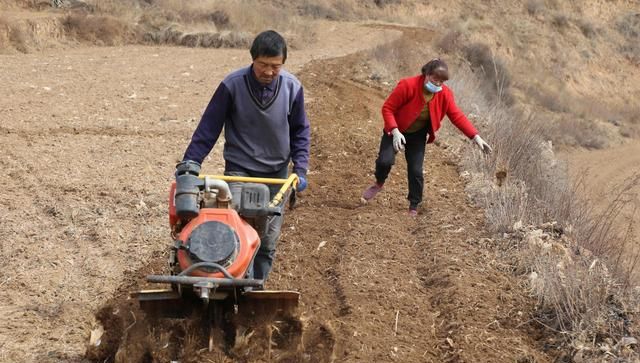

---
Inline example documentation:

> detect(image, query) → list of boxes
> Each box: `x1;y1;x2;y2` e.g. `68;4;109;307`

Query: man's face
252;55;284;85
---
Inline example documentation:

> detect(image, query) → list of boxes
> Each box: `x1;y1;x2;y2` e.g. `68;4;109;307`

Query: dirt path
1;23;552;363
263;43;551;363
562;143;640;278
564;143;640;199
0;22;399;362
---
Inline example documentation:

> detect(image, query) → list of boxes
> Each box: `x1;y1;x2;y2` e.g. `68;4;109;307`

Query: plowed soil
1;23;552;363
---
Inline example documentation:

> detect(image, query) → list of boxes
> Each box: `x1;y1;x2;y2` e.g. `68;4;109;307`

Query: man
362;58;491;216
178;30;310;283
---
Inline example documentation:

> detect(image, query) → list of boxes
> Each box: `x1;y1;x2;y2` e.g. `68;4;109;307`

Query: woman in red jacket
362;58;492;216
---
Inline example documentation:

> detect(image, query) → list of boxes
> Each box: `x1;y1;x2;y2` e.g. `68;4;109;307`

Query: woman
362;58;492;216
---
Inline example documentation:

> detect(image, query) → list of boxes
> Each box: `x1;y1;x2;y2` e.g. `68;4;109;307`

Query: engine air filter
187;221;239;267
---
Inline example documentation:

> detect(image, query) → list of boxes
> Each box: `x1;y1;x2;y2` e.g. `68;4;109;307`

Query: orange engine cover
176;208;260;279
169;182;260;279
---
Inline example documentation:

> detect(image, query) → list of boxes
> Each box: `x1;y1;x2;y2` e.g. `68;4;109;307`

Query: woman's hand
473;135;493;154
391;128;406;152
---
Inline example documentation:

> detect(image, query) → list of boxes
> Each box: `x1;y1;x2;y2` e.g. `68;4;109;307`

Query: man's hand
391;128;406;152
473;135;493;154
296;174;307;192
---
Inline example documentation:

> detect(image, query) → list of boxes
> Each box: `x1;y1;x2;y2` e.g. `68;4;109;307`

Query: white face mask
424;81;442;93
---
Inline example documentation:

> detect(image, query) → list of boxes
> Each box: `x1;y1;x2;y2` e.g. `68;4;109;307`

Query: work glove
296;174;307;192
175;160;201;177
473;135;493;154
391;128;406;152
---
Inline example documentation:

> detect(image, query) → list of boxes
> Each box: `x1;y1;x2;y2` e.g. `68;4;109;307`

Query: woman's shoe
362;183;383;201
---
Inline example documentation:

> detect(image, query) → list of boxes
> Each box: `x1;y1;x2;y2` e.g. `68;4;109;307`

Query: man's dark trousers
225;165;288;284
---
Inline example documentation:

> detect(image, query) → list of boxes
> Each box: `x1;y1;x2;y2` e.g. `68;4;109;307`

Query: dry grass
462;42;513;105
0;15;28;52
577;18;597;39
0;0;46;9
440;55;640;360
366;36;422;82
435;29;462;54
574;175;640;281
551;13;569;29
62;13;137;46
522;233;637;361
298;0;341;20
364;34;640;356
543;118;609;150
617;12;640;39
0;0;320;50
369;34;640;361
525;0;545;16
617;12;640;65
211;1;317;48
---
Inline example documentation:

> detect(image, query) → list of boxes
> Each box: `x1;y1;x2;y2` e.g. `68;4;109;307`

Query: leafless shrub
446;66;492;116
577;18;597;39
551;13;569;29
217;30;251;48
0;15;29;52
2;0;51;9
199;32;222;48
367;36;426;82
298;1;340;20
174;8;231;27
205;10;231;29
435;30;462;54
33;0;52;10
135;8;181;36
79;0;318;49
463;112;570;231
179;32;199;47
456;61;640;358
86;0;143;19
143;27;250;49
517;177;640;357
526;84;570;113
526;0;545;16
142;24;181;44
572;174;640;283
620;44;640;66
525;246;634;354
452;68;564;229
333;1;358;20
483;181;530;232
617;12;640;39
60;0;96;13
61;13;137;46
462;42;513;105
374;0;401;7
543;118;609;150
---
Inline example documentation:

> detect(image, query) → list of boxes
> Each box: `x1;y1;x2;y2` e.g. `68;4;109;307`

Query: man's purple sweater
183;65;310;176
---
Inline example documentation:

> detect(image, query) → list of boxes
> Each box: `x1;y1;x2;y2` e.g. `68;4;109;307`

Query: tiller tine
240;290;300;318
133;289;195;318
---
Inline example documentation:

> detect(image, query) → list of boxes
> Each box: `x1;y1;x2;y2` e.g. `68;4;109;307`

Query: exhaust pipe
204;177;232;205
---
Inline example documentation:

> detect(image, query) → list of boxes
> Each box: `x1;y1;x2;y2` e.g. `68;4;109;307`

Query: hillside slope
0;22;557;362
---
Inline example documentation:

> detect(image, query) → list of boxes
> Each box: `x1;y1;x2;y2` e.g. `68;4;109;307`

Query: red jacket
381;74;478;143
